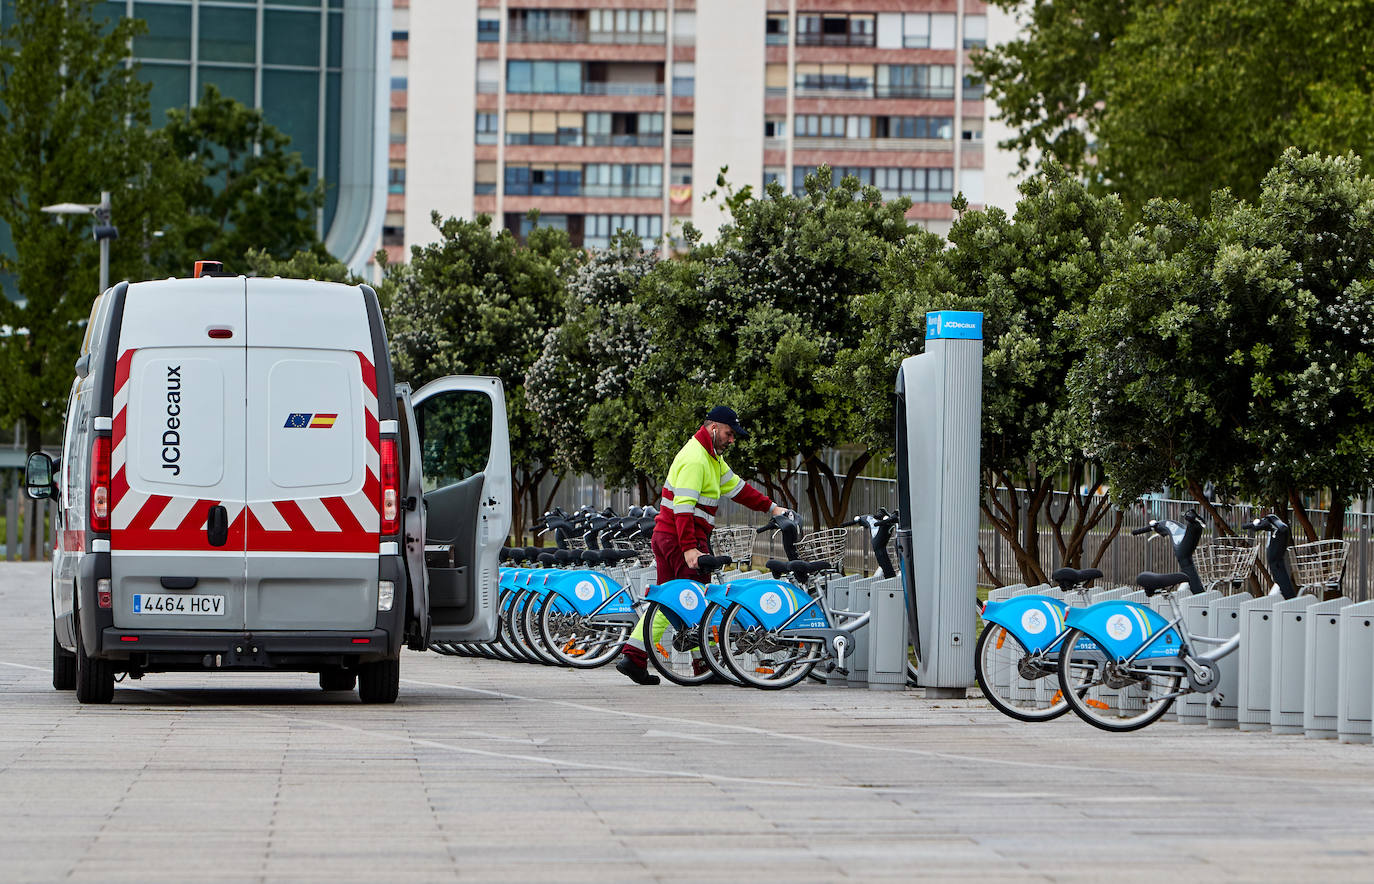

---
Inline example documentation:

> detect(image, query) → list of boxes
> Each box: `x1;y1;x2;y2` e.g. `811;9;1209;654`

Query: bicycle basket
710;525;756;566
1194;536;1260;593
796;527;848;572
611;538;655;569
1288;539;1349;596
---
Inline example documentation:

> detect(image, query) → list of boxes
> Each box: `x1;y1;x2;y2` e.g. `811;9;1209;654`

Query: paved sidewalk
2;562;1373;883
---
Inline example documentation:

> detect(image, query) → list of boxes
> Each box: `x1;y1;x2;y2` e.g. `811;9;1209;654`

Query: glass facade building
0;0;387;299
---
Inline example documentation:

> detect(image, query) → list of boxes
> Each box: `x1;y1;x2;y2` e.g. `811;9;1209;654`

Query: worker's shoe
617;656;660;686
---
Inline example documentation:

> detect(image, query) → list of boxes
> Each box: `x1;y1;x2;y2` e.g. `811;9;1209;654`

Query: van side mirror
25;452;57;500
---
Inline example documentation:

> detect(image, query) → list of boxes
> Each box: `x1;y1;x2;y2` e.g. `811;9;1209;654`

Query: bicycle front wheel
974;624;1070;722
538;600;628;669
719;603;819;690
1056;628;1182;732
699;602;744;686
642;602;714;686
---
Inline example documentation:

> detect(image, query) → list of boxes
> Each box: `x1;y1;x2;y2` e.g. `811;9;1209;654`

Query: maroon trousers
651;530;706;584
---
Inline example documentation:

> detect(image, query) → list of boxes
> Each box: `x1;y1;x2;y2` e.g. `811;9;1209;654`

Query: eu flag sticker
133;594;142;613
284;413;312;428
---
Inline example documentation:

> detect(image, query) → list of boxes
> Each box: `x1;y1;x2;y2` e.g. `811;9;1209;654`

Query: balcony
584;134;664;147
792;137;954;152
796;33;876;48
582;184;662;198
507;27;668;45
875;85;956;100
583;81;664;97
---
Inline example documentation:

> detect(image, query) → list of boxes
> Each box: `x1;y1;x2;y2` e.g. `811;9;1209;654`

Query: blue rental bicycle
1055;512;1296;731
977;510;1206;722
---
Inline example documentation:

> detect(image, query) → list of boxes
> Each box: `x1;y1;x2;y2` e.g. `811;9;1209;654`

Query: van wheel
319;667;357;691
357;658;399;704
74;609;115;704
53;628;76;691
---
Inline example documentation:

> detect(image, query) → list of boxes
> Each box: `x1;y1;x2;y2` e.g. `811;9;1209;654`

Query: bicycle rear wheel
642;602;714;686
1056;628;1182;732
521;593;563;666
974;624;1070;722
719;603;819;690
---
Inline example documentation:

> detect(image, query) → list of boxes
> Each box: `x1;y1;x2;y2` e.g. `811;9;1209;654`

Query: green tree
385;212;583;543
0;0;151;454
977;1;1374;211
156;85;324;273
1073;150;1374;540
632;170;915;526
245;246;363;286
526;230;658;500
833;164;1126;584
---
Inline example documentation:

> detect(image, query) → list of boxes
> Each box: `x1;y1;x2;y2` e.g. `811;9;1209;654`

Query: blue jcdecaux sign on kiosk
925;310;984;341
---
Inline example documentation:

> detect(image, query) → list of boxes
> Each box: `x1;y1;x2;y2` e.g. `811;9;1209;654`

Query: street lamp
41;191;119;296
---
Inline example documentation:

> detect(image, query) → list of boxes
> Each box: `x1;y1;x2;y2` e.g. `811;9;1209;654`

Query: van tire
53;628;76;691
74;609;115;704
319;667;357;691
357;658;399;704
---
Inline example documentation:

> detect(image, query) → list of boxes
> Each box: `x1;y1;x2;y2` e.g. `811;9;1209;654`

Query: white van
26;270;511;703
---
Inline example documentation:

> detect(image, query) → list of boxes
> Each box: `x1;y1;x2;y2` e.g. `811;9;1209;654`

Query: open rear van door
409;376;510;643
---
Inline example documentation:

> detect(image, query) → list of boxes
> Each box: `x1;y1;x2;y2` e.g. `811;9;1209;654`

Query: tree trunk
800;448;874;528
1185;475;1235;535
979;471;1054;586
1287;488;1318;542
1324;497;1346;540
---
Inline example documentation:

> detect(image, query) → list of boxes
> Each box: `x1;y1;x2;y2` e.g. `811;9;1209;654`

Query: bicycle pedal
833;666;849;677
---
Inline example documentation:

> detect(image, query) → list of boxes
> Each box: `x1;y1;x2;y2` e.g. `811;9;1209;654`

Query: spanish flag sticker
308;413;338;429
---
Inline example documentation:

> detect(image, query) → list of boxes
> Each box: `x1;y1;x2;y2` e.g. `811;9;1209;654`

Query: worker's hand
684;548;702;569
770;504;788;517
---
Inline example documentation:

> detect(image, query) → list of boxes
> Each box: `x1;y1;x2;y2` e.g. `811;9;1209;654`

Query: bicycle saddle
1136;571;1186;596
537;553;557;566
1051;567;1102;588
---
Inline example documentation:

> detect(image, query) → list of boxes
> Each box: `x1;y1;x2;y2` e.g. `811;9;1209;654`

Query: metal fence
0;470;57;562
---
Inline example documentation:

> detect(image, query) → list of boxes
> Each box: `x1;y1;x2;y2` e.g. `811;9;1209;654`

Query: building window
765;63;788;96
763;167;785;189
672;61;694;98
793;166;955;203
584;214;662;250
902;13;956;50
877;65;955;100
963;74;986;100
503;164;584;196
507;60;583;94
391;30;409;42
477;59;499;93
476;112;498;145
477;10;500;43
876;116;954;140
765;13;788;45
586;112;662;147
962;119;984;142
795;63;874;96
382;225;404;247
764;116;786;138
389;76;407;92
964;15;987;49
584;163;663;198
475;161;497;195
388;166;406;195
589;9;667;45
797;13;875;47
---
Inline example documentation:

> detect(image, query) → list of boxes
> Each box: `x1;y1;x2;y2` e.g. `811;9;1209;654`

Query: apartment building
385;0;992;264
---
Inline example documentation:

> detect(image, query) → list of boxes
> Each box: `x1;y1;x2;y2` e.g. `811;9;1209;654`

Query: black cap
705;405;749;439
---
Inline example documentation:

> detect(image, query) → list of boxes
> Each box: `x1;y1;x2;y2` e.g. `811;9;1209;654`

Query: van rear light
379;438;400;535
90;436;112;532
97;578;112;609
377;580;395;612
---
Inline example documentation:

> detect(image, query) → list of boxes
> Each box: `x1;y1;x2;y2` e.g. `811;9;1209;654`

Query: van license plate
133;594;225;616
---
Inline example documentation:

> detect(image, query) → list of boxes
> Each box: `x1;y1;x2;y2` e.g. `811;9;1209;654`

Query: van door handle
207;505;229;547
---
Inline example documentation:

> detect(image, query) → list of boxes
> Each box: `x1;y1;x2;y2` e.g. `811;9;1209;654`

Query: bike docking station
894;311;983;699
